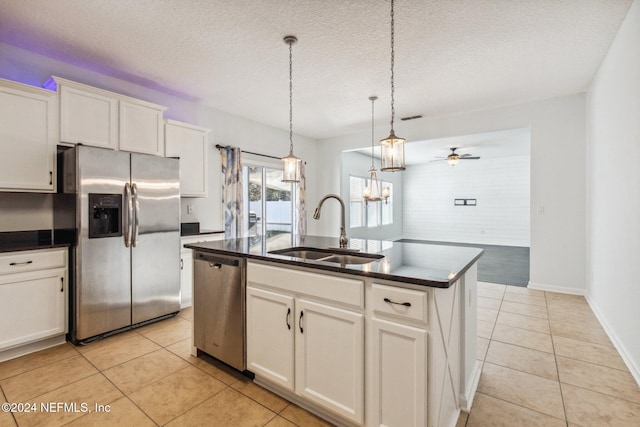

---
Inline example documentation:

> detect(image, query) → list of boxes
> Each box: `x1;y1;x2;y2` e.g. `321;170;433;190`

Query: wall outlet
187;204;193;215
536;205;545;215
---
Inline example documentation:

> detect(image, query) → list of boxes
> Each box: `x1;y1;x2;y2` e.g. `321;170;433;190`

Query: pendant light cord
289;39;294;154
390;0;396;134
370;97;376;168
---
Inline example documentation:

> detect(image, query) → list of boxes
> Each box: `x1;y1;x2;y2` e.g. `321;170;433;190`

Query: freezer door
131;153;181;324
75;146;132;340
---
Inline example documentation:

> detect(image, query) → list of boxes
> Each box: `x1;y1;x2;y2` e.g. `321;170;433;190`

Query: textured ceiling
0;0;633;140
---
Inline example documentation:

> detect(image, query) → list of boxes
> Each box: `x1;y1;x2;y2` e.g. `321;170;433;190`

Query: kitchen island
185;235;483;427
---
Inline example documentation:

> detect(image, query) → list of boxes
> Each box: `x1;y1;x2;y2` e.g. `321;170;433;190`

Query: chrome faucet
313;194;348;248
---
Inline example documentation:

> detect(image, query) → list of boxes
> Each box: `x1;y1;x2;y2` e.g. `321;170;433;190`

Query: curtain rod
215;144;281;161
215;144;306;164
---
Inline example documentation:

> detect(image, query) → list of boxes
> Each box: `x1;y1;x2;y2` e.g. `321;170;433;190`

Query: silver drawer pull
384;297;411;307
10;260;33;266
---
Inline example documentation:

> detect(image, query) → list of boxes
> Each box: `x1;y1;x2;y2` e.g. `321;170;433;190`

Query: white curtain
220;146;243;239
294;162;307;236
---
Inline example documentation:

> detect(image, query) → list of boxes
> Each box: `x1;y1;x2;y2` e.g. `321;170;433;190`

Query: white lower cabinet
0;248;68;359
371;318;426;427
180;233;224;308
246;262;364;425
246;286;295;390
368;283;428;427
295;298;364;422
180;250;193;308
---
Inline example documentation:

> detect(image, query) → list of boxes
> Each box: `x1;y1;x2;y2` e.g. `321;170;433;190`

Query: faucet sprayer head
313;207;321;220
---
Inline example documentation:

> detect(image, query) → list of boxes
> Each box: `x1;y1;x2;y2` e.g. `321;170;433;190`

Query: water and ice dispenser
88;194;122;238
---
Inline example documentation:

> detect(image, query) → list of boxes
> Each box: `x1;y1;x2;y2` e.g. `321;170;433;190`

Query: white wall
0;193;52;232
318;94;586;293
340;151;403;240
403;153;530;247
586;0;640;385
0;42;318;234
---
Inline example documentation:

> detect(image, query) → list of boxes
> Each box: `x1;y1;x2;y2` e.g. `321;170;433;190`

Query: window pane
367;201;379;227
248;166;263;238
350;176;366;228
350;201;363;228
265;168;292;241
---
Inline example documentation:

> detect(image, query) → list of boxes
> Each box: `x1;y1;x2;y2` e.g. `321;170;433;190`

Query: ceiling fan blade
459;156;481;160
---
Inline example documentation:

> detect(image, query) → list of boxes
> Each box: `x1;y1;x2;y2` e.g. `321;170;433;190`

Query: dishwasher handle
194;252;240;267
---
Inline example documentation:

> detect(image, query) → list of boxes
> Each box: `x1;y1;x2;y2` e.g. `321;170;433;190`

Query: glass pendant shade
380;0;406;172
364;167;383;203
282;150;302;182
380;131;406;171
363;95;391;204
281;35;302;183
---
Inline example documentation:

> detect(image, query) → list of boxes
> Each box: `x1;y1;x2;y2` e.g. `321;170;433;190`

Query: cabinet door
0;81;56;192
59;85;118;149
246;286;295;391
295;299;364;424
180;250;193;308
165;120;209;197
371;318;427;427
119;100;165;156
0;269;66;350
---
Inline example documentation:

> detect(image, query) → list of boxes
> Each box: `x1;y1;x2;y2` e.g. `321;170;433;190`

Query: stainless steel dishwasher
193;251;246;371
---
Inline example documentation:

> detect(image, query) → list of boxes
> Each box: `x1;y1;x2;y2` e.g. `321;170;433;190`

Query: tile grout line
545;291;570;427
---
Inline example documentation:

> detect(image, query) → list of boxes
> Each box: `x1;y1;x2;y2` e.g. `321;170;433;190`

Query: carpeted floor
396;239;530;286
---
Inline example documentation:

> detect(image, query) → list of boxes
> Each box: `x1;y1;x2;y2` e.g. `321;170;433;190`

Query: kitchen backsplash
0;193;53;232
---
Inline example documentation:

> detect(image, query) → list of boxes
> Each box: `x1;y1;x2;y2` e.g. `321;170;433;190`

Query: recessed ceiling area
351;127;531;166
0;1;633;139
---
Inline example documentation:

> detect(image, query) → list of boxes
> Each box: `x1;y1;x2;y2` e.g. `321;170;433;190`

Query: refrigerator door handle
124;182;132;248
132;183;140;247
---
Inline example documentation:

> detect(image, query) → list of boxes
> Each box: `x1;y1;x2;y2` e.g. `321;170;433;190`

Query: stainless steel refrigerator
55;145;181;343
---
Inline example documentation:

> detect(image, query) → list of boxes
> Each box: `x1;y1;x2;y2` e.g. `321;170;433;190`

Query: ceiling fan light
447;155;459;166
380;131;406;172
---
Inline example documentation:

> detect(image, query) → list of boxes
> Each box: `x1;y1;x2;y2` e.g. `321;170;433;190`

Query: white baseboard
0;335;66;363
459;360;482;412
527;281;585;295
584;295;640;388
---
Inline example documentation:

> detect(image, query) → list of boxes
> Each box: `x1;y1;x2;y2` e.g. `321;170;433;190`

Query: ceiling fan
435;147;481;166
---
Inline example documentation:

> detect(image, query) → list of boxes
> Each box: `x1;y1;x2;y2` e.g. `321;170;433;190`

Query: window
243;165;294;245
349;175;393;228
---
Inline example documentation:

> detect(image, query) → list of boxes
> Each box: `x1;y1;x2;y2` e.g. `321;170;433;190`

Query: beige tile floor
0;309;331;427
1;284;639;426
458;282;640;427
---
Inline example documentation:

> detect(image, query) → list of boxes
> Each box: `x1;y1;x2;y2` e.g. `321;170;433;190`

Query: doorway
243;165;294;246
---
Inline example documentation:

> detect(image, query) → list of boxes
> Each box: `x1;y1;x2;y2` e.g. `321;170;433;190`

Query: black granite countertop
0;230;70;253
184;235;483;288
180;222;224;237
180;229;225;237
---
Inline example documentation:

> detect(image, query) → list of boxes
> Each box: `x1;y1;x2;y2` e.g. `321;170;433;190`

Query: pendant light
380;0;406;172
281;35;303;183
363;96;390;205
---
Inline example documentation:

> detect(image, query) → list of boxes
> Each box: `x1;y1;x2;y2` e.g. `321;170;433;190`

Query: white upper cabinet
0;78;56;192
46;76;166;156
51;77;118;149
165;119;210;197
119;98;166;156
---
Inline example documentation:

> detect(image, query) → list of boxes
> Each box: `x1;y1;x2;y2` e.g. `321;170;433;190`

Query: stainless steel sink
269;248;335;260
318;254;384;265
269;247;383;265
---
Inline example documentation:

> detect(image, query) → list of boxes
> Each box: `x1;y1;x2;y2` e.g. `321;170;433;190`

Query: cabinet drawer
0;249;66;276
248;262;364;308
372;283;427;323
